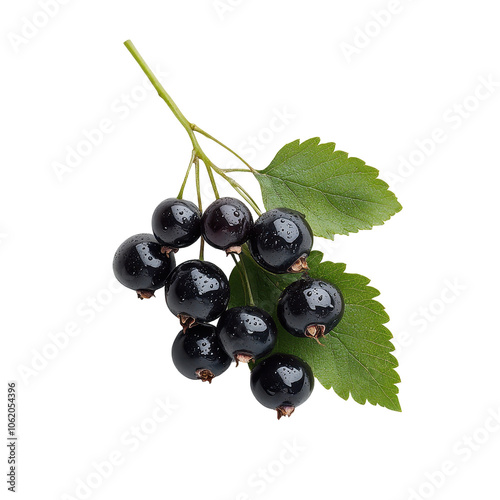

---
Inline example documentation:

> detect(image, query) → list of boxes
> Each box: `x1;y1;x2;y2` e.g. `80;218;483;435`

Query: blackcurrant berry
165;260;230;330
201;197;253;254
250;354;314;419
171;324;232;383
113;233;176;299
248;208;313;274
152;198;201;254
277;278;344;342
216;306;277;365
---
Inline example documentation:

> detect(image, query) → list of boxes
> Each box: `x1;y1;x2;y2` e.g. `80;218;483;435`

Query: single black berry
113;233;176;299
201;197;253;254
165;260;230;331
277;278;344;342
216;306;277;365
250;354;314;419
152;198;201;254
248;208;313;274
171;324;232;383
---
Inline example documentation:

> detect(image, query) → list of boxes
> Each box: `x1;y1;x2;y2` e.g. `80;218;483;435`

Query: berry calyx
277;279;344;342
113;233;176;299
165;260;230;330
201;197;253;254
152;198;202;253
216;306;277;365
248;208;313;274
171;324;232;383
250;354;314;419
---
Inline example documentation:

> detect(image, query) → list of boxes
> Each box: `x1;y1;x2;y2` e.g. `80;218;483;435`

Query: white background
2;1;500;499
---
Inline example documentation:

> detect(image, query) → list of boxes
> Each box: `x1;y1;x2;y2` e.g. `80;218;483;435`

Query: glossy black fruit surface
201;197;253;253
277;279;344;340
216;306;277;364
250;354;314;419
248;208;313;274
113;233;176;299
165;260;230;328
171;324;232;383
152;198;201;250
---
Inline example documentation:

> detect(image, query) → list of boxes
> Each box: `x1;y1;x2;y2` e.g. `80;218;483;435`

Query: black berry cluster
113;194;345;419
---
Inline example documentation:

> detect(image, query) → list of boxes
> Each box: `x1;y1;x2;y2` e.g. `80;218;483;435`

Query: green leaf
229;250;401;412
254;138;402;238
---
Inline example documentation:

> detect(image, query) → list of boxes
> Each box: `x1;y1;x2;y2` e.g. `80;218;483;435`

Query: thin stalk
238;256;255;306
209;164;262;215
195;158;202;211
232;186;262;216
192;125;256;173
231;254;254;306
177;150;196;198
199;236;205;261
230;254;246;300
194;158;204;260
204;162;220;199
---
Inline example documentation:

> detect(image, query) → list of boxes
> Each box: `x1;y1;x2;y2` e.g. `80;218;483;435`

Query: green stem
124;40;263;215
239;257;255;306
178;150;196;199
205;163;220;199
200;236;205;261
124;40;209;164
222;169;251;173
192;125;256;173
231;254;254;306
194;158;205;260
209;164;262;215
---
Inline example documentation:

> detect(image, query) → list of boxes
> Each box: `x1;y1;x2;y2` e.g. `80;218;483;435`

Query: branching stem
192;125;256;173
124;40;262;216
178;150;196;199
